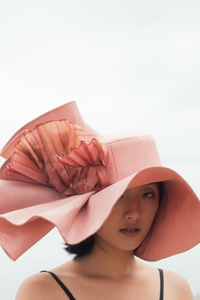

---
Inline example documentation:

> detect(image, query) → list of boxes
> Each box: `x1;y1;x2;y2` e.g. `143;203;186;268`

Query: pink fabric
0;101;99;159
99;133;161;184
0;192;94;260
0;181;64;214
0;119;109;196
0;101;200;262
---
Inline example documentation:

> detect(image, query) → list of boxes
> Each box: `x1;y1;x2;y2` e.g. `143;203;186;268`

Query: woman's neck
74;242;137;280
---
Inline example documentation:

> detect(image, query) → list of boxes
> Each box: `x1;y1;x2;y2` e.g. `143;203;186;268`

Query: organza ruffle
0;119;110;196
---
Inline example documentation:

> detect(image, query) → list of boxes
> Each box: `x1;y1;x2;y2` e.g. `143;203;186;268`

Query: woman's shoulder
136;260;193;299
15;272;56;300
15;262;75;300
163;269;193;300
15;262;74;300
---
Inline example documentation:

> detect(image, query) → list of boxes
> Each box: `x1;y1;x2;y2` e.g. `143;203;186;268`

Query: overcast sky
0;0;200;298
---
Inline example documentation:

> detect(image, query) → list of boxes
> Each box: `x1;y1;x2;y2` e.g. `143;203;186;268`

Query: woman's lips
120;228;140;237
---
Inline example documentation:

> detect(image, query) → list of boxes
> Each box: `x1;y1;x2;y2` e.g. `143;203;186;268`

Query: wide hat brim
0;101;200;261
0;166;199;261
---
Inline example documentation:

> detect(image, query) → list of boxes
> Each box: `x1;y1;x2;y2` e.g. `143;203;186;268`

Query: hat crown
99;132;162;184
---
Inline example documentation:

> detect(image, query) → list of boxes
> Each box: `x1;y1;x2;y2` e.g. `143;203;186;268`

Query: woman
0;102;198;299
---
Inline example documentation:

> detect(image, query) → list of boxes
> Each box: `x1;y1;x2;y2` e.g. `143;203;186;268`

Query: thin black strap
158;269;164;300
40;270;76;300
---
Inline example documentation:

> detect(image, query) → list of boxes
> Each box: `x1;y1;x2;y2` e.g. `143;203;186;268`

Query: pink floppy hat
0;101;199;261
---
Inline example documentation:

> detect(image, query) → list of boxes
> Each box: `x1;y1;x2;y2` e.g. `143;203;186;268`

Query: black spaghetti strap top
158;269;164;300
40;268;164;300
40;270;76;300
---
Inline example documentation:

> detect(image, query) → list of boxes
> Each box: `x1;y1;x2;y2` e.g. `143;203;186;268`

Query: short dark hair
64;182;164;259
64;234;95;260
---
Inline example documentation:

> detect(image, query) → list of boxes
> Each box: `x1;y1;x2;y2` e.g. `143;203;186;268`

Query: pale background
0;0;200;298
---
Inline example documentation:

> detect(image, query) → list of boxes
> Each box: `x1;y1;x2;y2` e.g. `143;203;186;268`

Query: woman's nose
123;199;141;220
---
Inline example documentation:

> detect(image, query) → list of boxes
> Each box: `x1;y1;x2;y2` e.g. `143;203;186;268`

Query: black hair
64;181;164;260
158;181;164;204
64;234;95;260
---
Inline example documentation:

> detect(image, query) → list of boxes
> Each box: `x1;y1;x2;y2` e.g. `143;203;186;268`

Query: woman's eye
142;192;154;198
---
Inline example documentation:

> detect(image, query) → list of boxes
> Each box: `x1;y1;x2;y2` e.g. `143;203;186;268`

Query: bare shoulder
15;272;57;300
15;261;74;300
164;270;193;300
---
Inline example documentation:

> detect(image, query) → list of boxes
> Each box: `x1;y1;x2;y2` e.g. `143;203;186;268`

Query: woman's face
95;183;160;253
